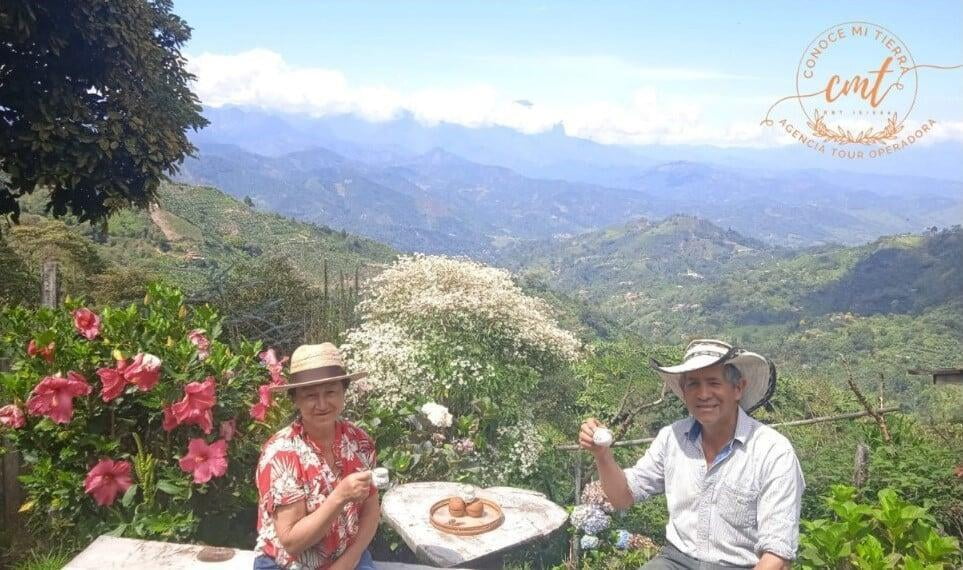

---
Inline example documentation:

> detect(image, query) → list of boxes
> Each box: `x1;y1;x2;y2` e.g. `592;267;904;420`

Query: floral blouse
255;419;377;569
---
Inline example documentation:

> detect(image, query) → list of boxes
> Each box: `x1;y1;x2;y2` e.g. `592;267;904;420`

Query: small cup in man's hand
592;427;613;447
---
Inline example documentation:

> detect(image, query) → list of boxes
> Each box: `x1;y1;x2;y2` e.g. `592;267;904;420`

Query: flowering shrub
0;283;290;544
341;255;581;485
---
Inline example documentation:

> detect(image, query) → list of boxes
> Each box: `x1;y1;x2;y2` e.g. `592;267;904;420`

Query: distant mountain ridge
178;136;962;254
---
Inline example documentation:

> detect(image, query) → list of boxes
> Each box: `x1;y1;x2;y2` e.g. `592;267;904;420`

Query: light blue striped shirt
623;407;805;566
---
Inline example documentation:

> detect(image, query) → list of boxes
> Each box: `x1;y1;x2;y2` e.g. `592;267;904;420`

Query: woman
254;343;380;570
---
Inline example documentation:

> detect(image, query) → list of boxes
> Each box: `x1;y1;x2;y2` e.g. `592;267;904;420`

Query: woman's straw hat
269;342;366;392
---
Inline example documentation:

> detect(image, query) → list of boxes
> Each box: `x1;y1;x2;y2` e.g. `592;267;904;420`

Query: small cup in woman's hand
372;467;390;489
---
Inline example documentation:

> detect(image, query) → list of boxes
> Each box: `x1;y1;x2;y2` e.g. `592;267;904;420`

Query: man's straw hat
650;339;776;413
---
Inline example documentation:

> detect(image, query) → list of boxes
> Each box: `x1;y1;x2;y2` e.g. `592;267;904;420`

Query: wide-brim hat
269;342;367;392
650;339;776;413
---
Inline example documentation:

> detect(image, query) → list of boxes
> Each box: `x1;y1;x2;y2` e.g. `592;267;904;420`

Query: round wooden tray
429;498;505;536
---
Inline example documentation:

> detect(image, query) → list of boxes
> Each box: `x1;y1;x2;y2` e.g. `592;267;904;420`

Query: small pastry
466;499;485;517
449;496;466;517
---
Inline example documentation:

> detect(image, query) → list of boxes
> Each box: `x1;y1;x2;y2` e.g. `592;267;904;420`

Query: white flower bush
420;402;453;428
341;255;582;484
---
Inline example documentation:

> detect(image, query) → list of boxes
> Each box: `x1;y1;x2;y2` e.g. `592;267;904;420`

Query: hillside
1;182;398;303
503;217;963;341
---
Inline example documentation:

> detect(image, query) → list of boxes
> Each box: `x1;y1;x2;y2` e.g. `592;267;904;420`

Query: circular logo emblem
795;21;917;144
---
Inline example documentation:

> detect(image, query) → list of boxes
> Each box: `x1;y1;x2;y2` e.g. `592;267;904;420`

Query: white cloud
191;49;957;148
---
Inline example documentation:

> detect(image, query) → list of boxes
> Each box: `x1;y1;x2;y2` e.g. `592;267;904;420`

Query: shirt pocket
716;480;758;529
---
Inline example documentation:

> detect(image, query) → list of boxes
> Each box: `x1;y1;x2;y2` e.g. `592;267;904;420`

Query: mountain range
179;114;962;255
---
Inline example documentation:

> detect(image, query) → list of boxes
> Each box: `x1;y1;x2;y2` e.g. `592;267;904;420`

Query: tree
0;1;208;224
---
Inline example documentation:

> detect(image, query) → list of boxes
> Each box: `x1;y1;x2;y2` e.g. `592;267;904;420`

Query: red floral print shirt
255;419;377;569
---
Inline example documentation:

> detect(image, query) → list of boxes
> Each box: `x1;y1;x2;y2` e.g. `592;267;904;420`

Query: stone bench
65;535;453;569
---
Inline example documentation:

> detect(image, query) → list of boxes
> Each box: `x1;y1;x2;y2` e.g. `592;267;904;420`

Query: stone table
65;535;439;569
381;482;569;568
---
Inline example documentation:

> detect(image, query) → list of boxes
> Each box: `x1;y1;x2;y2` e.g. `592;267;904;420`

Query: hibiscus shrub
0;283;290;545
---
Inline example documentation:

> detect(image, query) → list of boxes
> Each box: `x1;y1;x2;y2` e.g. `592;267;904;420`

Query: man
579;339;804;569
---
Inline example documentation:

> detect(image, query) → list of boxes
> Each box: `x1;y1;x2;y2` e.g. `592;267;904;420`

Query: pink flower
72;308;101;340
188;329;211;361
454;438;475;454
259;348;288;385
0;404;26;429
27;340;56;364
84;459;133;506
178;438;228;484
220;418;237;442
249;384;273;422
164;376;216;433
96;359;129;402
124;353;161;391
26;372;92;424
162;405;179;431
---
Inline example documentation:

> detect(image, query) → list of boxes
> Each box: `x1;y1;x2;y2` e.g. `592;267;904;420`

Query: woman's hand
333;470;373;504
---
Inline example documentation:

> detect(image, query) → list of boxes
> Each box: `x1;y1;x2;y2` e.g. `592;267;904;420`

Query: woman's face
293;382;346;430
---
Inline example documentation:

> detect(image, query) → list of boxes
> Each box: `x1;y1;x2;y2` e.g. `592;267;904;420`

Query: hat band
685;350;727;361
290;365;348;384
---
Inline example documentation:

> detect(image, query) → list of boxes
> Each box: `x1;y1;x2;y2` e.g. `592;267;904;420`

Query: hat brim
651;351;776;413
269;371;368;392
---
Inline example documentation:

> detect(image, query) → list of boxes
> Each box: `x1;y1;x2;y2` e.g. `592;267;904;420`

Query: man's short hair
723;363;742;387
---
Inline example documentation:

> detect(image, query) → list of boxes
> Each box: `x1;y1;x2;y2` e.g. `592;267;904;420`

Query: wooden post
853;443;869;489
1;357;20;537
569;456;582;569
42;260;59;308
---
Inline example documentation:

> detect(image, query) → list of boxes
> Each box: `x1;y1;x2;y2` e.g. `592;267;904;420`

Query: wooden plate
429;498;505;536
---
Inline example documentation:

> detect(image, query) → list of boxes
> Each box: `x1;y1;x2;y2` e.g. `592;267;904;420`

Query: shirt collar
685;406;753;444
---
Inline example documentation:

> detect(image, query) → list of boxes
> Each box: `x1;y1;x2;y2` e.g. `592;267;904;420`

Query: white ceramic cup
592;427;614;447
372;467;390;489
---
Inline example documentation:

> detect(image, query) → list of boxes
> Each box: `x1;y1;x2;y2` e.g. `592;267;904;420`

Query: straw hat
269;342;366;392
650;339;776;413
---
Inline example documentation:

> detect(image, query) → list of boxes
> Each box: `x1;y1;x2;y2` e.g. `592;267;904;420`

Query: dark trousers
254;550;376;569
640;543;753;570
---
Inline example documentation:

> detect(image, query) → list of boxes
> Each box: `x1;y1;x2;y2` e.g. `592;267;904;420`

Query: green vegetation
0;1;207;223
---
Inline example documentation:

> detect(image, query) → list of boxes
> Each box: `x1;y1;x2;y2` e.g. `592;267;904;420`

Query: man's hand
754;552;791;569
579;418;612;457
333;470;373;504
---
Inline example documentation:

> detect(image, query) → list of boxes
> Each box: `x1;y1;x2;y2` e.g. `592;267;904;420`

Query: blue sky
174;1;963;147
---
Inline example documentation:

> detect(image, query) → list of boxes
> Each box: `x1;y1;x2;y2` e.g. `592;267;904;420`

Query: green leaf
121;484;139;507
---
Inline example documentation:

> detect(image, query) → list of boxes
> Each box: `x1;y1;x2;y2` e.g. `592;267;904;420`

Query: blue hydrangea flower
615;529;631;550
580;534;600;551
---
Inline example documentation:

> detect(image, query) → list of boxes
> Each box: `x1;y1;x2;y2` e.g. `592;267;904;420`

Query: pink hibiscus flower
164;376;216;433
124;353;162;391
178;438;228;484
220;418;237;442
84;459;133;506
72;308;101;340
188;329;211;361
96;359;129;402
26;372;92;424
249;384;273;422
27;340;56;364
259;348;288;385
0;404;26;429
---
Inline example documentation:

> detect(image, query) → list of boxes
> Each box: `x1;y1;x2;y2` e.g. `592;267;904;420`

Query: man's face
681;364;745;431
